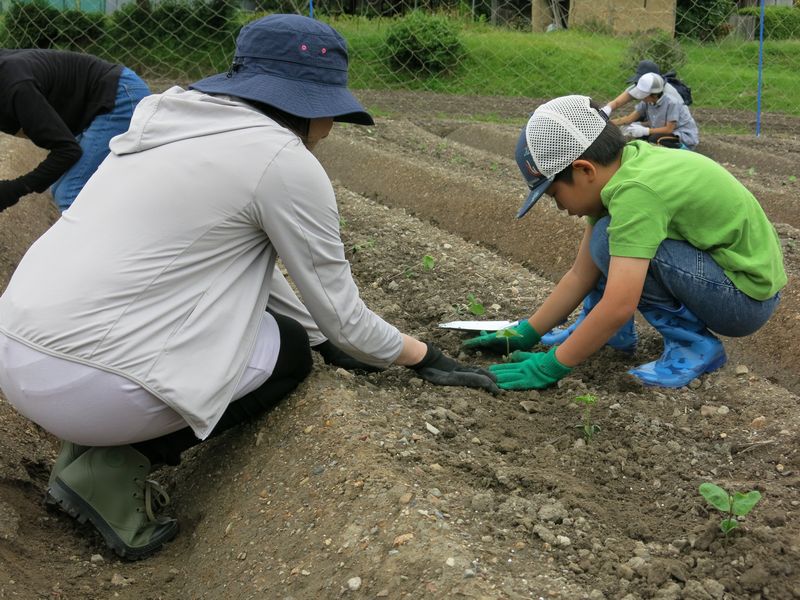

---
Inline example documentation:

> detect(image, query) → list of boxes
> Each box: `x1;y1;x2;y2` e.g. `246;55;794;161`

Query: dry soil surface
1;93;799;600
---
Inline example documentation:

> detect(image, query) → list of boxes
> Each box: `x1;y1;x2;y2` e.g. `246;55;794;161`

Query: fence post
756;0;765;136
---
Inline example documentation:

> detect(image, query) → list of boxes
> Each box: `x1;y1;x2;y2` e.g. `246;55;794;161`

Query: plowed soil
1;92;799;600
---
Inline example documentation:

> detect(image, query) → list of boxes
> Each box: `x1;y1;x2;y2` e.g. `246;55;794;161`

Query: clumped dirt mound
2;104;800;599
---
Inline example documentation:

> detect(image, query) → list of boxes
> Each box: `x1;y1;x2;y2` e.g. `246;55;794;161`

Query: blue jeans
51;68;150;212
589;216;780;337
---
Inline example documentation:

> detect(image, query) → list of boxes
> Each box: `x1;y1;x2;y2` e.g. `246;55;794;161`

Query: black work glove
313;340;385;373
0;179;28;212
410;344;499;394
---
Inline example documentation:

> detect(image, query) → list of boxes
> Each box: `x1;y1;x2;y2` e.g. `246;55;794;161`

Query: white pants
0;312;280;445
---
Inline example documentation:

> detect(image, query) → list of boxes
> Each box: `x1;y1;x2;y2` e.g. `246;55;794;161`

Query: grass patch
334;16;800;116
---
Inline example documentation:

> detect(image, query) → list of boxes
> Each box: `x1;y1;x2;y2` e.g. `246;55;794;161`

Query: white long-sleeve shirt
0;87;402;438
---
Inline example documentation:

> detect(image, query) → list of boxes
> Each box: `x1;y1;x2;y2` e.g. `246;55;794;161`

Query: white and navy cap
515;95;608;218
629;72;665;101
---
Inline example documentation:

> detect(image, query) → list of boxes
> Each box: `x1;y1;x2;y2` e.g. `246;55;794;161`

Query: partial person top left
0;49;150;213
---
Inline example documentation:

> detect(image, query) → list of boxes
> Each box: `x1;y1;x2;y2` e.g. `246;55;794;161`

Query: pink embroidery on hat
300;44;308;51
321;47;327;54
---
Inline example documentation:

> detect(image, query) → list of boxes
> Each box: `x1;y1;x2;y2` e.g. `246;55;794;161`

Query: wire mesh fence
1;0;799;132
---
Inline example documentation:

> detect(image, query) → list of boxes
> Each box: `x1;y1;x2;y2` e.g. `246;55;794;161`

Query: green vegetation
336;18;800;116
699;482;762;537
0;8;797;115
422;255;435;270
466;293;485;316
573;394;600;442
384;11;464;75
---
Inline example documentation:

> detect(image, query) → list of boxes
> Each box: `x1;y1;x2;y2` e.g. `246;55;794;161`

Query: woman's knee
271;312;313;381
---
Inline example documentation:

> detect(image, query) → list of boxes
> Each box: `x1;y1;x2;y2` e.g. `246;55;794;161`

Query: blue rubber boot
628;304;727;388
540;289;637;353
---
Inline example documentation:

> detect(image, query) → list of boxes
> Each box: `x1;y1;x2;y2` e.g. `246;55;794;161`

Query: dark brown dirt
1;93;799;600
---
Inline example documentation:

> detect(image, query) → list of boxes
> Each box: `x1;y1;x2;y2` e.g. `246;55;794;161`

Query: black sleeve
9;81;82;193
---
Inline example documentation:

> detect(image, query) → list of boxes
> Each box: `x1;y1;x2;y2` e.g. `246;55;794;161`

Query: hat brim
628;86;649;101
516;175;554;219
190;72;374;126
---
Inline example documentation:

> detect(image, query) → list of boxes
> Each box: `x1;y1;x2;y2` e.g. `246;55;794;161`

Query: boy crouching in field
463;95;786;391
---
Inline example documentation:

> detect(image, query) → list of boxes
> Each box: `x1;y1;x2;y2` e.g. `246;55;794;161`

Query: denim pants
50;68;150;212
589;216;780;337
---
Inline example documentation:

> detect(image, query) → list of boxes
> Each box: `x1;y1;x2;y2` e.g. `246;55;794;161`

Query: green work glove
462;320;540;354
488;346;572;390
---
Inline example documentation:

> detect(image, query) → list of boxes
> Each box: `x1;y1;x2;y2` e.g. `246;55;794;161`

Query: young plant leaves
732;490;762;516
720;519;739;534
699;483;731;512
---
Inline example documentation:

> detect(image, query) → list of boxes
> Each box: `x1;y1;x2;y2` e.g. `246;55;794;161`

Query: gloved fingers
497;378;541;391
488;362;528;374
489;368;547;390
453;365;497;381
417;368;500;395
461;331;493;348
509;350;537;362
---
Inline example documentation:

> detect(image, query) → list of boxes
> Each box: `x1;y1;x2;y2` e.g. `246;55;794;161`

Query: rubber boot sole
49;477;179;560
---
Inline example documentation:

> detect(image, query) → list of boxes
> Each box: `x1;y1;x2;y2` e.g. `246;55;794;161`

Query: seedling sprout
699;483;762;539
422;255;435;270
495;327;522;356
467;293;485;316
573;394;600;442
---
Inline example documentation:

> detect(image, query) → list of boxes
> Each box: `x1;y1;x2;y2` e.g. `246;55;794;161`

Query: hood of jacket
111;86;272;156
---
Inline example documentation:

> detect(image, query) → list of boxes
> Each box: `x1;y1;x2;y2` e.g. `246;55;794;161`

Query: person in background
599;59;690;118
0;15;497;560
0;49;150;213
611;72;699;150
463;96;784;394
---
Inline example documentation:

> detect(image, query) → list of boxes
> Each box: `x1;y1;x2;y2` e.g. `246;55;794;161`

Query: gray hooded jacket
0;87;403;437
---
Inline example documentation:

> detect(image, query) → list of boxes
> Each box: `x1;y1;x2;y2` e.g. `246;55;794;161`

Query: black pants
133;312;312;466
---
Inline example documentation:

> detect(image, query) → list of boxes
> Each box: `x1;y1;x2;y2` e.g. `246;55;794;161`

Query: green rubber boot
48;445;178;560
45;441;89;509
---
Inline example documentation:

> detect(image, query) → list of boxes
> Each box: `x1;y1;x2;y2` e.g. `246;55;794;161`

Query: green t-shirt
599;141;786;301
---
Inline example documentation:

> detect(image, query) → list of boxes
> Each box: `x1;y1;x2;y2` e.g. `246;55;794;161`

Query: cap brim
628;87;649;101
190;72;374;126
516;175;554;219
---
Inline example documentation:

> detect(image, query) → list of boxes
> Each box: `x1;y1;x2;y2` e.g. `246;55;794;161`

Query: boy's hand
410;344;499;394
488;347;572;390
462;320;540;353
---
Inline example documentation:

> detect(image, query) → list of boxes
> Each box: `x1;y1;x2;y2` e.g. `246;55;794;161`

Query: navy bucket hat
190;14;373;125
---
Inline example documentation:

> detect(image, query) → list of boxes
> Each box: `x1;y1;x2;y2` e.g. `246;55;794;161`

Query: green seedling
467;293;485;316
495;327;522;356
747;167;756;177
351;238;375;253
422;255;435;270
573;394;599;442
699;483;762;537
339;216;348;229
788;175;797;183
